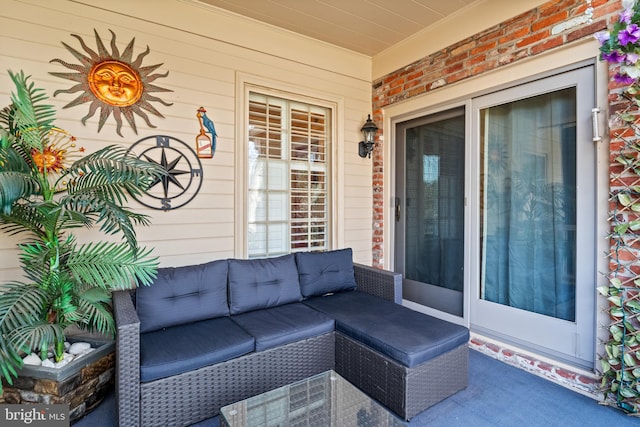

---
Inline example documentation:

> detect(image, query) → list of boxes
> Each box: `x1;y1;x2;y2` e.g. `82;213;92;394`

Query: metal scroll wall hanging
49;29;173;137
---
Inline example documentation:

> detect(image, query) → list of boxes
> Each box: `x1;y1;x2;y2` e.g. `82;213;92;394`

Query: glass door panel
480;87;577;321
471;66;596;368
395;108;465;317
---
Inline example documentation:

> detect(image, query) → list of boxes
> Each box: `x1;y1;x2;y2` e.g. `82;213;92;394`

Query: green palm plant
0;71;165;393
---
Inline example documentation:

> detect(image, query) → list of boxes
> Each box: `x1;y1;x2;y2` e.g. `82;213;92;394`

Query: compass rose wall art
49;29;173;137
127;135;204;211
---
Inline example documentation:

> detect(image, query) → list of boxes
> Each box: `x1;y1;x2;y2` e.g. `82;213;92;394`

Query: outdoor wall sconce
358;114;379;158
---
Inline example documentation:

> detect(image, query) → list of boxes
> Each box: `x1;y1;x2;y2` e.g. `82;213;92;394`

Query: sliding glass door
470;65;596;368
395;108;465;317
393;64;596;368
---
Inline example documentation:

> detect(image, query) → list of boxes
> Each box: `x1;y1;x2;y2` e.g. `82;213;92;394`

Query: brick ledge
469;333;601;400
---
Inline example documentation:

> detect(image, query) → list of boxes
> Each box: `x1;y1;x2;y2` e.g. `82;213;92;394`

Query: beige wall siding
0;0;373;282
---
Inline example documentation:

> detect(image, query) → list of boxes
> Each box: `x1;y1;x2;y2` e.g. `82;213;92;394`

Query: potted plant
0;70;164;394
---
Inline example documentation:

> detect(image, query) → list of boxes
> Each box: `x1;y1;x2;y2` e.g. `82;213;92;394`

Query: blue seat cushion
303;291;469;368
231;303;335;351
295;248;357;297
228;254;302;315
139;317;254;382
136;259;229;333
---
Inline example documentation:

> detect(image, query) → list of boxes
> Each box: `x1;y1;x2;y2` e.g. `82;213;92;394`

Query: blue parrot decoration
201;109;217;156
196;106;218;158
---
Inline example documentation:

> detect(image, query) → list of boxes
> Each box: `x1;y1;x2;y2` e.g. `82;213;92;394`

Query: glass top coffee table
220;370;406;426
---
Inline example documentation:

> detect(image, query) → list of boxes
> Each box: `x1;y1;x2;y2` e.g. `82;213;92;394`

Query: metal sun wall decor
127;135;203;211
49;29;173;137
196;106;218;158
31;127;85;193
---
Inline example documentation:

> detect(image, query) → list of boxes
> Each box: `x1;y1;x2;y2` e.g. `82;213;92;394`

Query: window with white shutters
247;93;330;258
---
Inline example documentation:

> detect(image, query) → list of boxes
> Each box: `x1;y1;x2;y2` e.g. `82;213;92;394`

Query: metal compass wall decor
127;135;203;211
49;29;173;137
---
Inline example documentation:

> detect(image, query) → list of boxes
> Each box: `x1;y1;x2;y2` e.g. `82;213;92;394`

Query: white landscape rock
22;353;42;366
22;342;95;369
68;342;92;355
41;359;55;368
54;353;75;369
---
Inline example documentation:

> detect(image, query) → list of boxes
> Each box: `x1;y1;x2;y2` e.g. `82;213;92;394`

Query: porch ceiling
193;0;478;56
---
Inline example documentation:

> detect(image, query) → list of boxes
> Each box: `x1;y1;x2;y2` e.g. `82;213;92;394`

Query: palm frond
0;129;8;151
0;333;22;386
36;198;93;234
49;204;92;231
0;144;31;173
57;144;162;249
0;173;38;215
8;323;65;356
17;241;54;284
51;279;81;328
0;203;47;238
65;171;159;208
78;303;115;338
0;282;66;359
66;242;159;289
68;144;165;187
58;194;142;249
0;104;14;135
64;181;155;224
95;201;139;248
0;147;39;213
65;147;164;207
0;282;48;334
76;287;115;337
8;71;56;152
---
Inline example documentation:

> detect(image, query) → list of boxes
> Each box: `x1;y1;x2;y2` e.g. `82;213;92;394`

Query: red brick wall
370;0;618;268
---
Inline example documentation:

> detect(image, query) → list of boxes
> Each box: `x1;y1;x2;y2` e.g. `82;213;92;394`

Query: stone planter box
0;337;115;423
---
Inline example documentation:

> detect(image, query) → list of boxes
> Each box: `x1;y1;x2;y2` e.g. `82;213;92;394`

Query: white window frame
235;73;343;258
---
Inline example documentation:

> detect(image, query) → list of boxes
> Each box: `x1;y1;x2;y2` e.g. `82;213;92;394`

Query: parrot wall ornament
195;106;217;158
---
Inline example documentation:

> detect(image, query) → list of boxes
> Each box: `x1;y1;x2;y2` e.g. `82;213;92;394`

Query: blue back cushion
295;248;357;298
228;254;302;315
136;260;229;333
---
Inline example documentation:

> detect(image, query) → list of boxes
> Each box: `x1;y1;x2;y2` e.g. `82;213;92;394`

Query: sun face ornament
31;127;85;192
49;29;173;137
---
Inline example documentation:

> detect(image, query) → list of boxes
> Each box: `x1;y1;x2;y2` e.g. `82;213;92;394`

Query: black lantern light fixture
358;114;379;158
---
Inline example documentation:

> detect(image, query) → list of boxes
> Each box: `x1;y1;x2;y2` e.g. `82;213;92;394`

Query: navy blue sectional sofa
113;249;469;426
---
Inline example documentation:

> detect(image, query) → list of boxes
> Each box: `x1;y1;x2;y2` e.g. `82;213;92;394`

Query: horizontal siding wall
0;0;374;282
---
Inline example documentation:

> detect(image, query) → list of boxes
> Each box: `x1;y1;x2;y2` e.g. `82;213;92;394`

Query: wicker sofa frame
114;263;468;426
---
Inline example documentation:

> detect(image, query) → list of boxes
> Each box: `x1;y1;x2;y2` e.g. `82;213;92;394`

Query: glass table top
220;370;406;426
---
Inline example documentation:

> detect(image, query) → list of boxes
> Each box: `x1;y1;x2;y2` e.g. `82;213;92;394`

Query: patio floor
76;349;639;426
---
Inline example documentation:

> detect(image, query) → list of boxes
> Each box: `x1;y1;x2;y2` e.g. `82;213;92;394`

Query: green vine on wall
595;0;640;416
601;92;640;414
596;0;640;414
